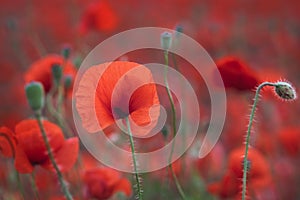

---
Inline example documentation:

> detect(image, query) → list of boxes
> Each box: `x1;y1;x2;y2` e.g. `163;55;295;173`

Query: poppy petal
0;127;16;157
76;61;160;136
14;145;34;173
76;63;108;133
41;137;79;172
113;178;132;197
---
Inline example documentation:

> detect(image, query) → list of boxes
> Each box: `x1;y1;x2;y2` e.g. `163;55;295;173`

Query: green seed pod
161;31;172;51
25;82;45;112
51;63;62;86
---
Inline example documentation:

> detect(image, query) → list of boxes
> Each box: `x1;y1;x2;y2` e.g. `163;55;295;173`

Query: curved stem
125;117;143;200
164;51;187;200
242;82;275;200
35;112;73;200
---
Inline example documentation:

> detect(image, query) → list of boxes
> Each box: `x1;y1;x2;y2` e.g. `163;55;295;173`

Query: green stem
242;82;275;200
35;112;73;200
125;117;143;200
164;51;187;200
46;89;72;138
0;133;25;200
30;173;40;200
57;85;64;114
16;171;25;200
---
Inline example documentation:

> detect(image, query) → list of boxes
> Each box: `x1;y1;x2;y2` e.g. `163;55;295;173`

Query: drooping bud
160;31;172;51
25;82;45;112
274;81;297;101
51;63;62;86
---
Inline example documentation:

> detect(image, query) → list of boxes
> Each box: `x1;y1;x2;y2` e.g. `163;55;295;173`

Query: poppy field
1;0;300;200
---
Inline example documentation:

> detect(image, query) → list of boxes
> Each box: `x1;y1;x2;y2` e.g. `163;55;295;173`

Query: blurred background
1;0;300;199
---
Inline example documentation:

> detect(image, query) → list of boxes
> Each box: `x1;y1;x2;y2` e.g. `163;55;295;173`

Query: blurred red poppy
79;1;119;35
24;55;77;93
83;167;132;200
14;119;79;174
208;147;271;199
278;127;300;156
0;126;33;173
76;61;160;136
215;57;260;91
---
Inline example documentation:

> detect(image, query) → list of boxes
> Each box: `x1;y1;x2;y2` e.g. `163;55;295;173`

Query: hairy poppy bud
274;81;297;101
161;31;172;51
25;82;45;112
51;63;62;85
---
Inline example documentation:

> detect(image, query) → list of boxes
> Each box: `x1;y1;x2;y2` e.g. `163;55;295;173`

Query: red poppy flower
79;1;119;35
76;61;160;136
0;126;33;173
278;127;300;156
14;119;79;174
83;167;132;200
215;57;260;91
208;147;271;199
24;55;76;93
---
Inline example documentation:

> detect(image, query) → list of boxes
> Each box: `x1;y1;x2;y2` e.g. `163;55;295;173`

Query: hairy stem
35;112;73;200
125;117;143;200
242;82;275;200
164;51;187;200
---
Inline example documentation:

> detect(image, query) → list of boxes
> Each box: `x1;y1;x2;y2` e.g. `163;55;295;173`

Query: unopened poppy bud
274;81;297;101
161;31;172;51
61;44;71;59
51;63;62;85
64;75;73;90
25;82;45;112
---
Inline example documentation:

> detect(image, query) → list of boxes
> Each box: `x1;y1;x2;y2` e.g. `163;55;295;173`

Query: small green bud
160;31;172;51
161;126;169;139
175;25;183;34
61;44;71;59
64;75;73;90
25;82;45;112
74;56;82;69
51;63;62;85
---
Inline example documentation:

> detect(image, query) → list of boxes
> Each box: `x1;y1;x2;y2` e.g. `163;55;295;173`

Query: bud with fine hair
274;81;297;101
160;31;172;51
25;82;45;112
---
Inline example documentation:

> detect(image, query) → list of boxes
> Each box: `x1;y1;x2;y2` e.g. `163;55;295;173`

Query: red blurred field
1;0;300;200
